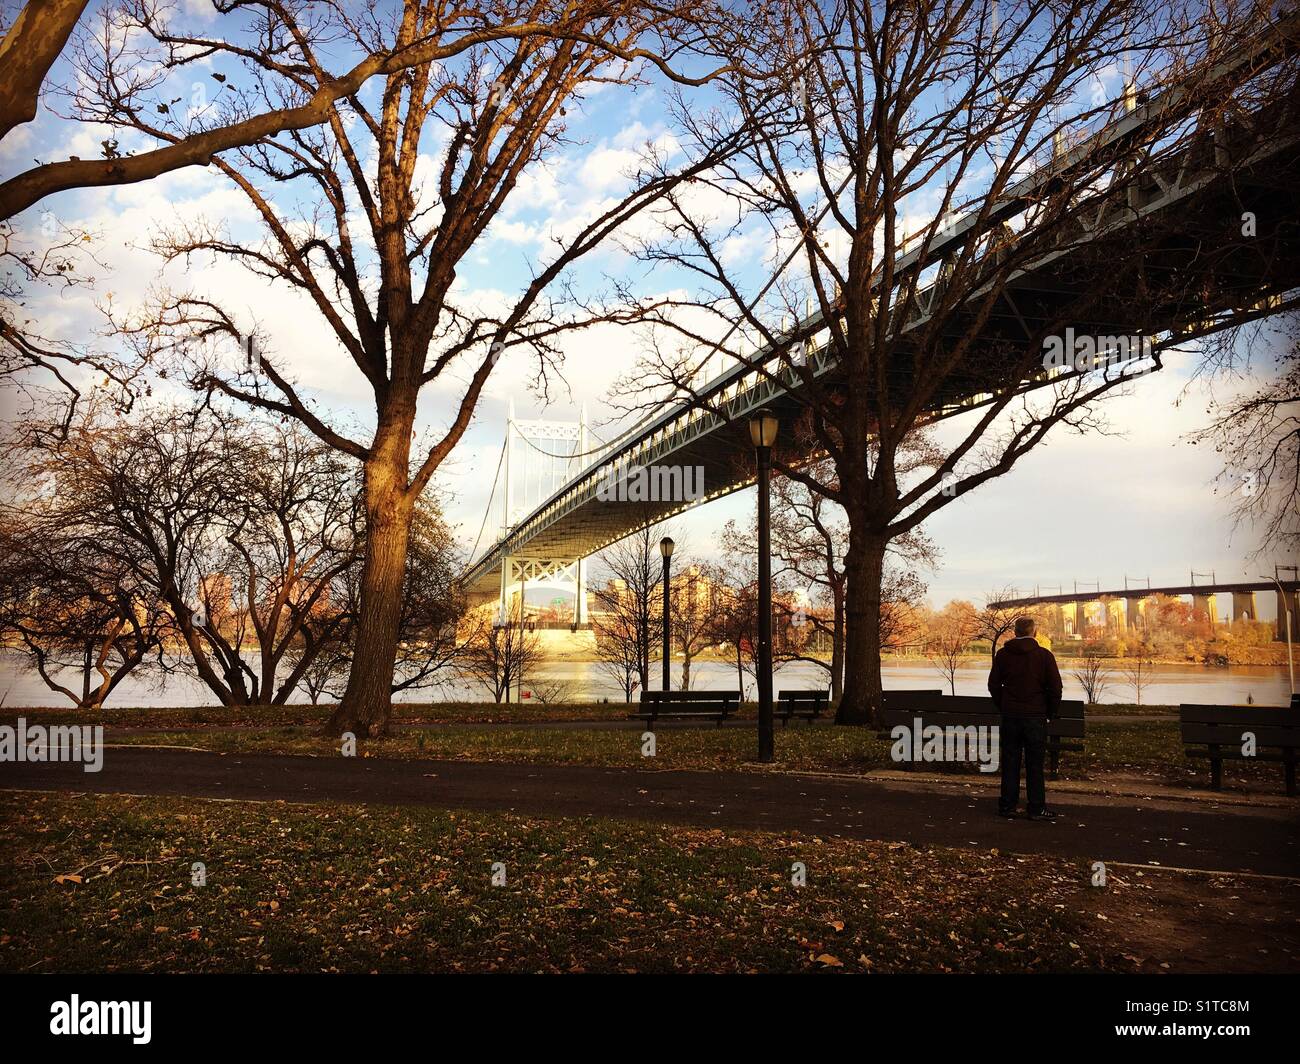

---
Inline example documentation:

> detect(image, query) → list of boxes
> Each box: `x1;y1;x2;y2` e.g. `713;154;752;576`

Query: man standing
988;617;1062;821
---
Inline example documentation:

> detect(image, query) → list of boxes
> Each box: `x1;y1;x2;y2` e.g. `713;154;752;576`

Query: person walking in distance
987;616;1062;821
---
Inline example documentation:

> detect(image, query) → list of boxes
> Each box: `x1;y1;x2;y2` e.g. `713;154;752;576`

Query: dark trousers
999;714;1047;813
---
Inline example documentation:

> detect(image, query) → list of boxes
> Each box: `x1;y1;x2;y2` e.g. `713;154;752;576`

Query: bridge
990;571;1300;641
465;15;1300;622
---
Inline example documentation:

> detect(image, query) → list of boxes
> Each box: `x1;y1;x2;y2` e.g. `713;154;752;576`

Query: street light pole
749;410;779;763
1263;571;1298;707
660;537;674;691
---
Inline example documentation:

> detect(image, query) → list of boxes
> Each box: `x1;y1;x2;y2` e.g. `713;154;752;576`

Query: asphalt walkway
4;747;1296;876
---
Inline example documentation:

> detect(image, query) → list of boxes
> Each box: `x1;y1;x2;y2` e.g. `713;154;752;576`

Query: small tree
1123;647;1156;707
460;606;541;705
925;602;979;696
976;589;1032;659
670;562;715;691
591;597;647;703
592;526;666;695
1071;648;1114;705
0;511;164;709
13;404;363;705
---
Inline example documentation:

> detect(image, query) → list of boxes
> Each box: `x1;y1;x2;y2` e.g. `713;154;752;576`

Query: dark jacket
987;637;1063;717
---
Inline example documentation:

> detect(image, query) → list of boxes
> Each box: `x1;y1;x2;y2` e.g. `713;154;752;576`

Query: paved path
4;747;1296;876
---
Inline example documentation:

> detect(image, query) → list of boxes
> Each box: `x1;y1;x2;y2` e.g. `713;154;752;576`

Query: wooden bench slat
1180;704;1300;725
1181;724;1300;745
1185;748;1297;762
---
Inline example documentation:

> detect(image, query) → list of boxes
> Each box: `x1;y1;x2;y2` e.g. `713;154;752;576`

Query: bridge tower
492;400;598;627
1231;591;1257;622
1189;570;1219;628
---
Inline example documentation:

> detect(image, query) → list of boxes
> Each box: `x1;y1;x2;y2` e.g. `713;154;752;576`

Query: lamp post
749;410;778;762
1262;572;1298;707
660;536;675;690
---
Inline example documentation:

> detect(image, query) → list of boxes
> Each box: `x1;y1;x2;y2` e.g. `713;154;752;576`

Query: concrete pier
1231;591;1257;622
1278;589;1299;641
1192;592;1219;626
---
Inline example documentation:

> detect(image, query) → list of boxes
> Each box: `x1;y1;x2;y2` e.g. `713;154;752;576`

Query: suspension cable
466;436;507;566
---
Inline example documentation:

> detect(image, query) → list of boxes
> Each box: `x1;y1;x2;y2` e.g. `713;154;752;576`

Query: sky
1;3;1290;619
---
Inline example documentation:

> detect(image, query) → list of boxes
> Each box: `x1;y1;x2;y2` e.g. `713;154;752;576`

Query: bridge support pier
1071;601;1088;639
1192;592;1219;627
1232;591;1257;622
1125;595;1146;633
1277;590;1299;642
1044;603;1065;640
498;553;511;625
573;558;588;626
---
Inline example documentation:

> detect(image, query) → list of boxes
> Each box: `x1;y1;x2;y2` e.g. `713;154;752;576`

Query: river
0;652;1292;708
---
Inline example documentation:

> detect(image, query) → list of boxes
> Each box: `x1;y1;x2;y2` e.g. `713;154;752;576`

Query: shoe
1028;808;1059;822
997;808;1019;819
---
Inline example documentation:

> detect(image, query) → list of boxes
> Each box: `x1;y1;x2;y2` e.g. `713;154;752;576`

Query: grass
2;701;630;730
0;790;1136;973
2;700;1181;732
93;716;1297;793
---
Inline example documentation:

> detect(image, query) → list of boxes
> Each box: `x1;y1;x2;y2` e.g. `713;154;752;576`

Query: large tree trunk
836;524;888;725
328;407;414;737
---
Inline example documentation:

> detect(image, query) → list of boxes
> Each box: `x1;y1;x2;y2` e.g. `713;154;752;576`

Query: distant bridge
990;575;1300;640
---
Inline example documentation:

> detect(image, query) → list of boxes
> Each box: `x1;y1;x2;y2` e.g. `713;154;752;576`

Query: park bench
877;691;1085;777
1178;704;1300;796
881;689;945;709
633;690;740;727
775;689;831;725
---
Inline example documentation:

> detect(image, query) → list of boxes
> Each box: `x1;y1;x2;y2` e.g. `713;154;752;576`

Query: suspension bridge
465;14;1300;623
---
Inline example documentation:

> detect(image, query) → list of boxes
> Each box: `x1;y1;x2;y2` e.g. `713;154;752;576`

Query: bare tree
0;1;727;218
925;601;979;696
975;588;1035;660
1122;646;1155;706
1071;648;1114;705
285;635;351;707
0;506;164;709
106;1;757;737
613;0;1298;724
14;404;363;705
721;462;934;701
3;3;731;422
591;525;667;697
1187;314;1299;554
668;559;714;690
460;605;542;704
591;598;646;703
703;567;759;699
318;501;466;700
